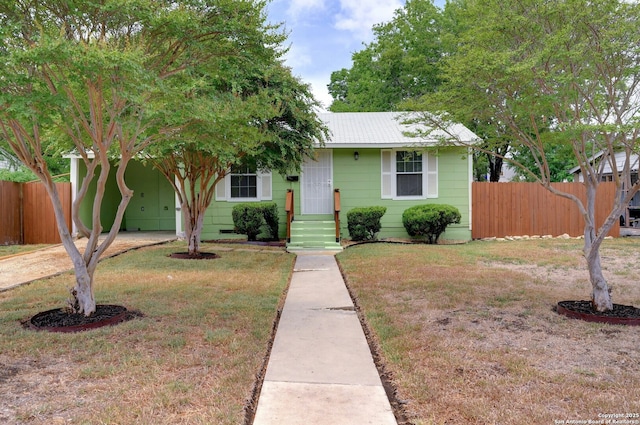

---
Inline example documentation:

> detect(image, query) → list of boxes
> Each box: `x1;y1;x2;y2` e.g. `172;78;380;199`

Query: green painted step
287;220;343;251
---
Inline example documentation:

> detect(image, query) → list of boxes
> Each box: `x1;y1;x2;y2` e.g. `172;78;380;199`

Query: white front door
302;150;333;214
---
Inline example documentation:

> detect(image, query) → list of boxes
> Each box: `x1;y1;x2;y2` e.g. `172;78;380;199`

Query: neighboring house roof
569;151;640;176
318;112;477;148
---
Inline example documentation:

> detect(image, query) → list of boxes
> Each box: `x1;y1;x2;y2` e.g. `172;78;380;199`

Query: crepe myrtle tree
0;0;276;316
147;63;329;256
409;0;640;312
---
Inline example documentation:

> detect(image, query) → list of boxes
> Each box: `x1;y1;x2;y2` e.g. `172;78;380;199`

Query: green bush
232;202;279;241
402;204;461;244
260;203;279;240
347;206;387;241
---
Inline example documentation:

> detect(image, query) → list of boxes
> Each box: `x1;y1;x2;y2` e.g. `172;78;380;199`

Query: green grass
0;241;293;425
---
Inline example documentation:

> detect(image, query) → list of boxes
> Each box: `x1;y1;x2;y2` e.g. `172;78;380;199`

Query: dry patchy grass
338;239;640;425
0;244;51;258
0;242;293;425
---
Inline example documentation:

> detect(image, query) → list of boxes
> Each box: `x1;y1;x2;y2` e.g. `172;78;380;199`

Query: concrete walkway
252;252;397;425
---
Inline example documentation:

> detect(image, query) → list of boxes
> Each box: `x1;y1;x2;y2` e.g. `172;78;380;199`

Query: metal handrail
334;189;341;243
285;189;294;243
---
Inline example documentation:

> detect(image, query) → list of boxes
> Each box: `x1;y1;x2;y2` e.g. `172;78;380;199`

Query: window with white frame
396;151;423;196
215;166;272;201
381;149;437;199
230;166;257;198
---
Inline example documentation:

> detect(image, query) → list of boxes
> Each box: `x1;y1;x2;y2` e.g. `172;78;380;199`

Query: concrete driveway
0;231;177;292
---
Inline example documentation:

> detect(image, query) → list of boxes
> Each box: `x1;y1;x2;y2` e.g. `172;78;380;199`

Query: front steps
287;220;343;252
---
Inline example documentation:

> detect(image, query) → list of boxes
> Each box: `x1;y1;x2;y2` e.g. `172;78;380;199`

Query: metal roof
318;111;477;148
570;151;640;176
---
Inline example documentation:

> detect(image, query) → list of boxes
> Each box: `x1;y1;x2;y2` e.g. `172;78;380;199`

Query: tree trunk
489;155;503;182
37;168;98;316
582;181;615;312
70;268;96;315
185;204;206;256
587;249;613;312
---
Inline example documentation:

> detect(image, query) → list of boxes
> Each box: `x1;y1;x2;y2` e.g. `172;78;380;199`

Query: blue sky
265;0;446;111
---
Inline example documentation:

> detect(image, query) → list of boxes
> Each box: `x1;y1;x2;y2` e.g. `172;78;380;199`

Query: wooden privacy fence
1;181;21;245
472;182;620;239
0;181;71;245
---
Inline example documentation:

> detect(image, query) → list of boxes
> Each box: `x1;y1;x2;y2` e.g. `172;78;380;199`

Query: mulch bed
168;252;220;260
25;305;139;333
557;300;640;325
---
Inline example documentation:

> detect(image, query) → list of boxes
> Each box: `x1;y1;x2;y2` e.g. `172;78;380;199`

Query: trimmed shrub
347;206;387;241
261;203;279;240
402;204;461;244
232;202;279;241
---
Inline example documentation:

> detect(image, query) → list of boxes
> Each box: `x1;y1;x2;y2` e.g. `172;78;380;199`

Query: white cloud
286;0;326;19
281;43;313;69
334;0;403;41
301;74;333;112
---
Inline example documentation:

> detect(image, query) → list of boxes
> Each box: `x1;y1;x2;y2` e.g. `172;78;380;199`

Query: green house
205;112;476;250
69;112;476;250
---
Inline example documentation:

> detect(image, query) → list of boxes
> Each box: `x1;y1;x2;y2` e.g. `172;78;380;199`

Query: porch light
354;151;359;161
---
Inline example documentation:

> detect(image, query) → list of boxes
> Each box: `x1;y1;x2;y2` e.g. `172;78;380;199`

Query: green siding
78;160;175;232
202;147;472;242
124;161;175;231
333;147;471;241
78;162;121;231
199;176;298;241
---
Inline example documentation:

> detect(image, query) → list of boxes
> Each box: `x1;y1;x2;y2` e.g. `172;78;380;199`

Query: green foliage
347;207;387;241
509;144;577;182
260;203;279;241
0;157;70;183
232;203;279;242
402;204;461;244
232;204;264;242
0;168;36;183
328;0;445;112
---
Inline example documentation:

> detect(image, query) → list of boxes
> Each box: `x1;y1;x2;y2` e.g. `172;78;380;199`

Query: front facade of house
201;112;475;244
70;112;476;245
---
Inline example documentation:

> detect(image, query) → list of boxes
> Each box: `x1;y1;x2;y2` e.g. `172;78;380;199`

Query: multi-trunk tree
145;47;328;256
410;0;640;311
0;0;282;316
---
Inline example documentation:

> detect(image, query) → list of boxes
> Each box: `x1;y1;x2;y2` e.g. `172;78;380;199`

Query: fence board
22;182;72;244
0;181;22;244
472;182;619;239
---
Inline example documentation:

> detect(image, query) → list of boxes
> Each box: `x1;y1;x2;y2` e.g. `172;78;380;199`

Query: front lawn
338;239;640;425
0;242;292;425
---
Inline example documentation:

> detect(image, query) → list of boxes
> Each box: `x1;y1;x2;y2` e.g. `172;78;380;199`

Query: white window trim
381;149;438;200
215;170;272;202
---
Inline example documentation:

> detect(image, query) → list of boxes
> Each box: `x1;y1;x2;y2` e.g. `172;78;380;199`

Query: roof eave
320;141;472;149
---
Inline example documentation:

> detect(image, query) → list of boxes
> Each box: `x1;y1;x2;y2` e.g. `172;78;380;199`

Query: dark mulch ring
556;300;640;326
168;252;220;260
25;304;141;333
